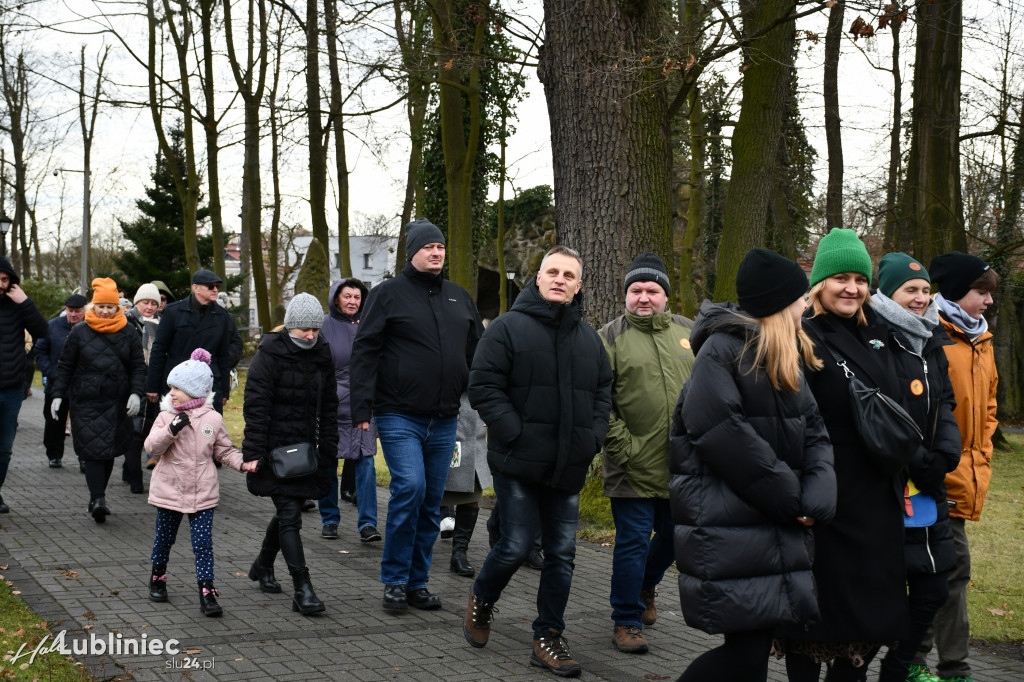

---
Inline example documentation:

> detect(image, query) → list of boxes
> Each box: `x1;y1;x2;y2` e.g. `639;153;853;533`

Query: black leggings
261;495;306;574
786;647;880;682
677;630;772;682
83;460;114;501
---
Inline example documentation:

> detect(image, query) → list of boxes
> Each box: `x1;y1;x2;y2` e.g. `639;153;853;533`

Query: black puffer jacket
242;330;339;499
34;316;74;393
880;313;961;575
51;321;146;460
146;295;243;399
350;262;482;422
468;279;612;494
670;302;836;634
0;282;48;391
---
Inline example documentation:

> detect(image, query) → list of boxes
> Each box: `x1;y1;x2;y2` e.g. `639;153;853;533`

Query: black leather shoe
359;526;382;543
322;523;338;539
450;550;475;577
49;458;62;468
339;490;356;505
198;580;223;617
525;548;544;570
90;497;108;524
0;495;8;514
300;499;316;512
149;567;168;602
407;588;442;610
383;584;407;611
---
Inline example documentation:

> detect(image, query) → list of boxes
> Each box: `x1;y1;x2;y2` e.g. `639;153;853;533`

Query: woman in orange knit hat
51;278;147;522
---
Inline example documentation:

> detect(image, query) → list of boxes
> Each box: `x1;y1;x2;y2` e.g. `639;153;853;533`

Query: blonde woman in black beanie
670;248;835;682
781;229;914;681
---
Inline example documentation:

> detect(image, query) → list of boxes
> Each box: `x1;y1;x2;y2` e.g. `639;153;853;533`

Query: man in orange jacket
912;252;999;682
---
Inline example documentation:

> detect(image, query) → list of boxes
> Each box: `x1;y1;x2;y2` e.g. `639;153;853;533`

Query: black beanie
929;251;991;302
623;252;671;297
405;218;446;260
736;248;808;318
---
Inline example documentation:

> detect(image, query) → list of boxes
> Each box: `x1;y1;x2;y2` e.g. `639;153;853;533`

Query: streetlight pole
0;213;11;257
54;167;91;295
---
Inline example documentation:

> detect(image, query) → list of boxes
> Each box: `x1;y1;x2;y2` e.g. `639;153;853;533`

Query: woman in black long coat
870;253;961;682
783;229;914;681
51;278;146;522
242;293;339;616
671;249;836;682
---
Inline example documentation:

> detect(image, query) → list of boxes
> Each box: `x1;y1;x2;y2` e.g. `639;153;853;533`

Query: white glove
126;394;141;417
51;398;62;422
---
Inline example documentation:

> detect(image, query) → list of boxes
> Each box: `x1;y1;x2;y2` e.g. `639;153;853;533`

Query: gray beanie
167;349;214;398
134;282;161;305
405;218;445;260
284;292;324;330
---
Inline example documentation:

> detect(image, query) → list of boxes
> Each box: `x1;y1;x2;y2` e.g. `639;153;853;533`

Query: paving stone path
2;391;1023;681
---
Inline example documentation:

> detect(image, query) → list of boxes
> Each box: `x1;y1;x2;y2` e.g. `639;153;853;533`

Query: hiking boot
612;625;649;654
463;591;496;648
531;630;582;677
198;580;223;617
149;566;168;602
639;587;658;626
906;665;940;682
321;523;338;539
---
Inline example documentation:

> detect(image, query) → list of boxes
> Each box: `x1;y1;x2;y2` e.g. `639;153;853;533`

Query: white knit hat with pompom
166;348;214;398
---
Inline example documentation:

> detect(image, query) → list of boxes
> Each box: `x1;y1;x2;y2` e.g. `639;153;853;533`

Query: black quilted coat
669;302;836;635
0;290;48;391
51;321;146;460
468;279;612;494
242;330;339;499
878;313;961;576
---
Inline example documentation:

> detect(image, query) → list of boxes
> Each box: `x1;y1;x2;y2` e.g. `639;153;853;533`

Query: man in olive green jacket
599;253;695;655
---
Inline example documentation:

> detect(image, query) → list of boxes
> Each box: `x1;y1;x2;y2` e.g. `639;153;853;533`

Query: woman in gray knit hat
242;293;340;616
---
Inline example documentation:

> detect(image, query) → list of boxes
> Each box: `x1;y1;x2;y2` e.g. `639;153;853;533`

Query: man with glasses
145;270;242;414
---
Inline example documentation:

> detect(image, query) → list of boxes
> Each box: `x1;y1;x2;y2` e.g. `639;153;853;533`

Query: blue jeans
375;413;457;589
473;472;580;639
319;456;378;531
609;497;676;628
0;387;25;489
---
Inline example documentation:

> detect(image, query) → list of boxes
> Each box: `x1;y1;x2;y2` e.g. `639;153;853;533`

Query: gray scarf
870;291;938;354
288;334;317;350
934;293;988;340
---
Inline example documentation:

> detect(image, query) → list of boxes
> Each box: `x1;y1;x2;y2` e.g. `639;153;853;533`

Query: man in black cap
350;218;483;613
34;294;87;469
145;269;242;414
0;256;48;512
598;252;695;655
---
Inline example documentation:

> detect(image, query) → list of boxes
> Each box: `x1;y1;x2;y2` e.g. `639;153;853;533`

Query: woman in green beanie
781;229;914;681
870;253;960;682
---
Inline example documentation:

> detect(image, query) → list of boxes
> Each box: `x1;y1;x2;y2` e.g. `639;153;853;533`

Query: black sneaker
322;524;339;539
360;526;382;543
48;458;62;468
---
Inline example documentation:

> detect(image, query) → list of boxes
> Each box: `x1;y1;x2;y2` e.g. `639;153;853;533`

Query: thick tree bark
199;0;226;280
899;0;965;262
306;0;330;248
883;15;902;251
540;0;674;325
325;0;352;279
713;0;796;302
823;0;844;229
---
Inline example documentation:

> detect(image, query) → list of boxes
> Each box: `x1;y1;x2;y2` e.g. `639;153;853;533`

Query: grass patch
0;572;92;680
966;432;1024;642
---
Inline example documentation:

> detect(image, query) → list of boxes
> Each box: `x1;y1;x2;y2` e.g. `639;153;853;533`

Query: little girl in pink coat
144;348;257;616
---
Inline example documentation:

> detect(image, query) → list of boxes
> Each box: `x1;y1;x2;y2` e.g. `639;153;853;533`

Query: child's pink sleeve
144;412;176;456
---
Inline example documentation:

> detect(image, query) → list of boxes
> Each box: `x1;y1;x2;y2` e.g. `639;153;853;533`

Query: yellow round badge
680;338;691;350
910;379;924;396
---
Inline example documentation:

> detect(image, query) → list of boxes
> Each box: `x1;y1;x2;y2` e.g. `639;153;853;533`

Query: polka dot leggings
151;508;216;582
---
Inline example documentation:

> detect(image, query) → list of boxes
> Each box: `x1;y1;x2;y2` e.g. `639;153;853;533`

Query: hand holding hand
169;412;191;436
147;392;159;403
50;398;62;421
356;421;370;431
6;283;27;304
126;394;141;417
241;460;258;473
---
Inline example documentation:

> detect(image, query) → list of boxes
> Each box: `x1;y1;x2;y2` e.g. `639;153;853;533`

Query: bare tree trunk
883;12;903;251
223;0;271;327
306;0;330;248
199;0;226;279
540;0;674;324
899;0;965;262
325;0;351;279
713;0;796;301
823;0;844;229
0;34;31;276
395;0;430;268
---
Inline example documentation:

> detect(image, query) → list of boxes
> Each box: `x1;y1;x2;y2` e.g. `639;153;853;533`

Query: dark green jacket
599;311;694;498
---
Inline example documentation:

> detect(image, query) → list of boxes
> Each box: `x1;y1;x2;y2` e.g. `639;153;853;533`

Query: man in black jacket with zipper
350;218;483;613
463;245;612;678
0;256;48;513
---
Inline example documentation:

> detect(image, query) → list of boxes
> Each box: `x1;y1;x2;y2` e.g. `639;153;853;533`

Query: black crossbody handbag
814;334;923;475
267;372;323;480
